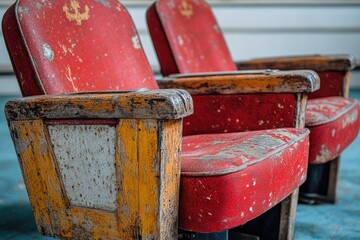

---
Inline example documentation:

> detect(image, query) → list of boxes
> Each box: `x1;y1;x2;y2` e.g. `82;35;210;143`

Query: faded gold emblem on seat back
179;0;193;18
63;0;90;25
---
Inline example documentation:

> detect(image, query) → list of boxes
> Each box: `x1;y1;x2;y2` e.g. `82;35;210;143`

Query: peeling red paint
5;0;158;96
307;97;360;164
306;97;357;126
147;0;236;76
179;129;310;232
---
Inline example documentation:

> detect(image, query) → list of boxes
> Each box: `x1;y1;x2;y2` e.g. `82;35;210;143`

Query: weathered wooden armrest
237;54;356;72
5;89;193;239
157;70;319;95
5;89;193;121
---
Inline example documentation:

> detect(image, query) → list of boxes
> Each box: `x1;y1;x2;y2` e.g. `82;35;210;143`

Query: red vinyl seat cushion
306;97;360;164
179;128;309;232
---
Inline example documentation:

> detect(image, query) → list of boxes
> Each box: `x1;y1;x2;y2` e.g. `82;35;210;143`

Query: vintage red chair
147;0;360;210
3;0;318;239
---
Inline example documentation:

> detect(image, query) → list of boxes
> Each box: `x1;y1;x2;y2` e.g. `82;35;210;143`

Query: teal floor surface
1;92;360;240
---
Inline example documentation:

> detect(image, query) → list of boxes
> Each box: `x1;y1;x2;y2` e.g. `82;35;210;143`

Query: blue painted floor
0;92;360;240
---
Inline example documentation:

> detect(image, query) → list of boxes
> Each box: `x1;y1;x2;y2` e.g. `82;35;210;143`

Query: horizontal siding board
1;4;360;91
225;33;360;61
213;6;360;29
132;6;360;31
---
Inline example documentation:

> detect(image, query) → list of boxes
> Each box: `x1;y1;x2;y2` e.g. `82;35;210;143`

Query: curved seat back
3;0;158;96
147;0;236;76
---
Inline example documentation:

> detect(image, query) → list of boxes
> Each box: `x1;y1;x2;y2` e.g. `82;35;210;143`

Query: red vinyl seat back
3;0;158;96
147;0;237;76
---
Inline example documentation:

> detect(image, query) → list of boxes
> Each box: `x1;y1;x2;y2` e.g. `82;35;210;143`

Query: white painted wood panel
48;125;117;212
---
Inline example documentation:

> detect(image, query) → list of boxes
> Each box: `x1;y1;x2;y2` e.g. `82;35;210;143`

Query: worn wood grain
117;119;182;239
9;120;69;236
5;89;193;121
237;54;356;71
117;119;161;238
159;120;182;239
295;94;308;128
279;189;300;240
157;70;319;95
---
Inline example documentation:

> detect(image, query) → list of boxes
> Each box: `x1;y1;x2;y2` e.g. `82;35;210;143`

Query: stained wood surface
237;54;356;71
5;90;193;121
8;118;183;239
158;70;320;94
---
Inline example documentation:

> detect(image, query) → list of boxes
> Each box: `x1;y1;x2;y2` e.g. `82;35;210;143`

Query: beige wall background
1;0;360;94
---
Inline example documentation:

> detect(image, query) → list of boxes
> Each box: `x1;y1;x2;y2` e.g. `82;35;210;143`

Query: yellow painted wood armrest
5;89;193;121
237;54;356;72
6;89;187;239
157;70;319;95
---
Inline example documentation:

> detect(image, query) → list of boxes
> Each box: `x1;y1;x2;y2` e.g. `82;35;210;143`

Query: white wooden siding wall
1;2;360;94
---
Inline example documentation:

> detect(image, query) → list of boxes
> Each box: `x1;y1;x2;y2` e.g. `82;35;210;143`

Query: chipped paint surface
179;130;309;232
178;35;184;45
10;0;159;94
18;6;29;14
332;129;336;137
65;66;78;91
42;43;54;61
49;124;117;211
181;128;309;176
315;145;332;163
342;109;358;129
148;0;239;75
131;35;141;49
306;97;357;126
308;98;360;164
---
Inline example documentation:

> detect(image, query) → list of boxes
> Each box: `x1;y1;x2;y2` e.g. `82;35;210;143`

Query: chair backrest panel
4;0;158;95
147;0;237;75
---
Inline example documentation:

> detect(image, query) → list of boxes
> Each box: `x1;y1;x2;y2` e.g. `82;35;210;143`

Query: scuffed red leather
180;128;309;232
306;97;360;164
